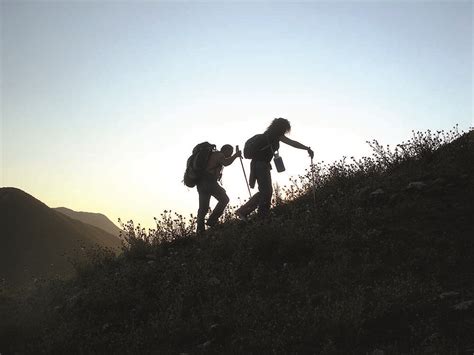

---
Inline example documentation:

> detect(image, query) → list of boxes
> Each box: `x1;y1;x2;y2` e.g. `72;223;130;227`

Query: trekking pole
310;156;316;205
236;145;252;198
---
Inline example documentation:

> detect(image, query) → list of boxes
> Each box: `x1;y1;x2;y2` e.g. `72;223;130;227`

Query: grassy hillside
0;188;122;289
1;128;473;354
54;207;121;237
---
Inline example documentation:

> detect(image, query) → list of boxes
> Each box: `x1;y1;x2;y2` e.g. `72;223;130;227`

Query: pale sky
1;0;472;229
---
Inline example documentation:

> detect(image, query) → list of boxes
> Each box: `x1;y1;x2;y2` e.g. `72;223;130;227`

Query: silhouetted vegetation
1;127;473;354
0;189;122;290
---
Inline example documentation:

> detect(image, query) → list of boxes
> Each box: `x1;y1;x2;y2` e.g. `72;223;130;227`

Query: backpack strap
261;133;273;152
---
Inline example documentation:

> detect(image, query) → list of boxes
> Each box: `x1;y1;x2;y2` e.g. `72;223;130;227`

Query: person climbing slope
184;143;241;234
236;118;313;219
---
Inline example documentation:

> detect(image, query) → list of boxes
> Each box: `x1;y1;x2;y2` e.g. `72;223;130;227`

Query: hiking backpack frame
183;142;216;187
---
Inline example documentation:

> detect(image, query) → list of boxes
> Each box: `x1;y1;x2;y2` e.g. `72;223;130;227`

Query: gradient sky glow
1;0;472;229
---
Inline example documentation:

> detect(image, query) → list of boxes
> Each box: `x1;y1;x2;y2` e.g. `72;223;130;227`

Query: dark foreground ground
1;129;473;354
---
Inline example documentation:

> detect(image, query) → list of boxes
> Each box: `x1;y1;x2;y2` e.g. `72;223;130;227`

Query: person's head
221;144;233;158
266;117;291;139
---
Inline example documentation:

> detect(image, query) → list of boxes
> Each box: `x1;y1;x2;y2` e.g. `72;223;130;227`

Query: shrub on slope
2;128;473;354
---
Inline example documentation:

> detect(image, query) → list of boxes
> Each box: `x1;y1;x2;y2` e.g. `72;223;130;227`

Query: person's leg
197;183;211;234
236;160;258;219
236;192;260;218
256;162;273;217
206;182;230;227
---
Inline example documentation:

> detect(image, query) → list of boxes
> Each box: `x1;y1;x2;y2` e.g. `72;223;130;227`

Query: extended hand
235;150;242;158
307;147;314;159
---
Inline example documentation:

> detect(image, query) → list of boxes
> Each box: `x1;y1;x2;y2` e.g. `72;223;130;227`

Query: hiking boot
206;219;217;228
235;210;248;222
196;228;206;236
205;221;226;233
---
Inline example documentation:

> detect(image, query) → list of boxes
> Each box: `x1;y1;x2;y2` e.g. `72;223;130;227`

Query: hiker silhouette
193;144;241;234
236;118;314;219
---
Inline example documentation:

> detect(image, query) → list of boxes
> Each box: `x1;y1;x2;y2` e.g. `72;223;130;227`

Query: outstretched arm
217;149;242;167
280;135;314;158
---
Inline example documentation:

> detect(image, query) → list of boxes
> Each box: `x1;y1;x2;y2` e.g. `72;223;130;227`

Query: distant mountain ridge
0;188;122;288
54;207;121;237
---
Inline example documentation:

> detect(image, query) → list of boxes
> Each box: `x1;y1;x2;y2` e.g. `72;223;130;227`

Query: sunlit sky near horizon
1;0;472;230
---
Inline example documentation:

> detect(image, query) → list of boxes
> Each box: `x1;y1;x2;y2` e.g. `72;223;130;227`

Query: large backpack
243;134;270;159
183;142;216;187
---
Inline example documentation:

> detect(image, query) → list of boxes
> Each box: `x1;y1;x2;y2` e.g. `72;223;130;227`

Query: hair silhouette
265;117;291;139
